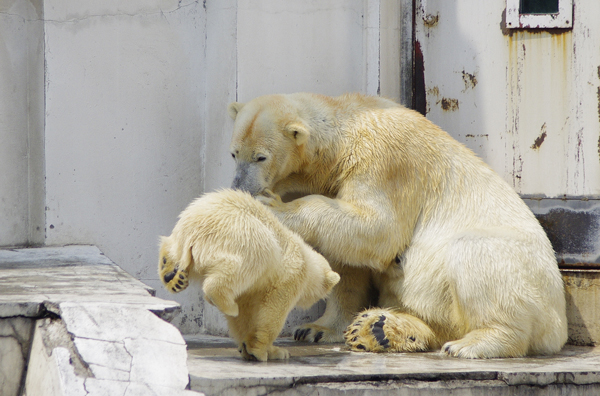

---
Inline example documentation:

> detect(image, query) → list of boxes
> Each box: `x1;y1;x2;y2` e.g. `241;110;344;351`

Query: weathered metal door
412;0;600;265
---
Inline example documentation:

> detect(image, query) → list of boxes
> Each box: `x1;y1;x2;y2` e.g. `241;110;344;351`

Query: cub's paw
159;256;189;293
267;345;290;360
239;342;268;362
294;324;344;343
345;309;434;353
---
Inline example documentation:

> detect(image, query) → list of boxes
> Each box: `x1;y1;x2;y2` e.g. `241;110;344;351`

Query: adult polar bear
227;92;567;358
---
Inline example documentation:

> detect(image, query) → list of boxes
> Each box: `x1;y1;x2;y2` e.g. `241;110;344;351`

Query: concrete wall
0;0;45;247
2;0;598;335
0;0;408;334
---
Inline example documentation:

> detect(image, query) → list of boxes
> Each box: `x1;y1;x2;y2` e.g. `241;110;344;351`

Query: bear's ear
285;122;310;146
227;102;245;120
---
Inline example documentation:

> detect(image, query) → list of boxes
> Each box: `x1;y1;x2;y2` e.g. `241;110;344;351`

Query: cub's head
158;236;191;293
227;94;310;196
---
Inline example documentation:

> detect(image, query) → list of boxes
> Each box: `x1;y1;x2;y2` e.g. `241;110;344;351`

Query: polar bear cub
158;189;340;361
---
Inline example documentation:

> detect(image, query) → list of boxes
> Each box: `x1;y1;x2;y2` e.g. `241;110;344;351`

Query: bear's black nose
163;271;176;283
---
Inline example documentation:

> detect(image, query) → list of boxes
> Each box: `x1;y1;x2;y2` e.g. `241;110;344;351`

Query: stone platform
186;335;600;396
0;245;198;396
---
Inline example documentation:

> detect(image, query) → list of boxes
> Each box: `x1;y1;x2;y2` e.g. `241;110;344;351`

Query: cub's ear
227;102;245;120
323;271;340;294
285;121;310;146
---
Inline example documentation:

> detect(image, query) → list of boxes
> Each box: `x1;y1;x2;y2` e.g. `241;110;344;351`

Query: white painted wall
0;0;406;335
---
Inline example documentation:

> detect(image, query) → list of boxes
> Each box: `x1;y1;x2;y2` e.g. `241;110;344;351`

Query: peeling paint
423;13;439;28
440;98;459;112
427;86;440;97
461;71;477;91
531;123;548;150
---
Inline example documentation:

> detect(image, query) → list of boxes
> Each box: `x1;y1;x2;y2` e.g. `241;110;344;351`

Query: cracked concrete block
24;321;86;396
0;317;34;396
0;335;24;396
73;338;132;374
125;337;189;389
59;302;185;344
87;364;130;381
81;378;128;395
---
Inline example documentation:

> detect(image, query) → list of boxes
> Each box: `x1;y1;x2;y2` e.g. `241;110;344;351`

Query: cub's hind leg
158;251;190;293
234;285;296;361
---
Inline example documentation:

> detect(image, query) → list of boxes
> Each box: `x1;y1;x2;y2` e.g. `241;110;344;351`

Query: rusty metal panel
414;0;600;199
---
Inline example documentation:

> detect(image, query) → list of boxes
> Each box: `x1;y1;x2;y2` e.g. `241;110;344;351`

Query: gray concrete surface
0;245;198;396
186;335;600;396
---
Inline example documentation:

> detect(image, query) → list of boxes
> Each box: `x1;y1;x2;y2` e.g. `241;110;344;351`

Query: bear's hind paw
345;309;434;353
163;268;189;293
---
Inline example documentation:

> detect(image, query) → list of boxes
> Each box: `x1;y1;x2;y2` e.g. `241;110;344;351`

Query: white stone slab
125;337;188;388
73;338;132;374
0;246;179;317
59;302;185;344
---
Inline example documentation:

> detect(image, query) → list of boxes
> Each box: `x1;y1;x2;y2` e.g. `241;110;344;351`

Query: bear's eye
231;153;236;159
163;257;167;265
256;156;267;162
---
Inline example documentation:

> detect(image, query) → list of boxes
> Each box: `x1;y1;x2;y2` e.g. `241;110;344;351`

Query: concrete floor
186;334;600;396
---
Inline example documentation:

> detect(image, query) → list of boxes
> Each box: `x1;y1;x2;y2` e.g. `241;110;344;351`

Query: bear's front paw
345;309;434;353
294;324;344;343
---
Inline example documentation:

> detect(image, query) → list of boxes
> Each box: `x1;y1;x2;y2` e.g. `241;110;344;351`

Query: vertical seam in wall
378;2;381;96
235;0;238;102
201;1;208;193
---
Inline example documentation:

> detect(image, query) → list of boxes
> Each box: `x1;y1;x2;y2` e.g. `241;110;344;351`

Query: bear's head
227;95;310;196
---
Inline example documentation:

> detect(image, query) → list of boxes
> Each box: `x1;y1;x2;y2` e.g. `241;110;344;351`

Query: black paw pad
371;315;389;348
314;331;324;343
163;271;176;283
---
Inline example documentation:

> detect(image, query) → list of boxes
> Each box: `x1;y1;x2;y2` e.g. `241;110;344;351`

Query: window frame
506;0;573;29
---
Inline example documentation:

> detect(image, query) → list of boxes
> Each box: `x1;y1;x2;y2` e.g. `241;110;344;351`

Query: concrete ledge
186;335;600;396
0;245;201;396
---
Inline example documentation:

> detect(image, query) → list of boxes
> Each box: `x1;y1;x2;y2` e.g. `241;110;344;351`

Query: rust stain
461;71;478;91
423;13;439;28
427;86;440;97
597;84;600;125
531;123;548;150
440;98;459;112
